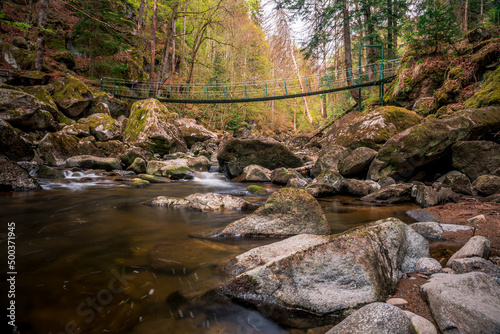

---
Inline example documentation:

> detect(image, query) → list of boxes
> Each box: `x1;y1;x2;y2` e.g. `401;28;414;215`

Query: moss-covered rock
130;178;150;188
473;175;500;196
209;187;330;238
368;107;500;181
247;185;267;195
174;118;217;148
127;158;147;174
89;92;128;118
464;66;500;109
120;146;152;167
270;167;305;185
37;165;64;179
146;159;195;180
0;119;34;161
78;113;121;142
36;132;103;166
95;140;127;158
54;51;76;71
452;141;500;180
217;137;303;179
66;155;122;171
1;41;35;70
233;164;272;182
338;147;378;177
138;173;171;183
145;193;256;212
124;98;187;155
60;123;91;137
52;75;93;117
321;106;422;150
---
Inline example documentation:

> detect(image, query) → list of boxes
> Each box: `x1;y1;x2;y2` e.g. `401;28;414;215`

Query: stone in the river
287;177;308;188
335;178;380;196
0;155;41;191
37;165;64;179
247;185;267;195
0;119;34;161
66;155;122;171
146;157;210;180
123;98;187;154
144;193;256;212
270;167;306;185
420;272;500;334
210;187;330;238
326;303;412;334
217;137;303;179
361;183;413;204
78;113;121;142
218;218;428;328
446;236;491;267
338;146;378;177
127;157;147;174
305;183;337;198
130;178;150;188
233;164;272;182
311;144;350;177
138;174;170;183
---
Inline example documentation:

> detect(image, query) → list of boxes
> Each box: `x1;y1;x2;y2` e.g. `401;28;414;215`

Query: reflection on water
0;171;418;334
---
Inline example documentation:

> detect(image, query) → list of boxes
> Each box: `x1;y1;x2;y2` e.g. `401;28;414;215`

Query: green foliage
0;11;31;32
94;58;129;77
226;115;245;130
414;0;460;54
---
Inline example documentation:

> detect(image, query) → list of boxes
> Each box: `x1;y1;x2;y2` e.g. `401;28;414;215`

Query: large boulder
472;174;500;196
0;155;41;191
452;141;500;180
144;193;256;212
451;257;500;276
326;303;413;334
89;91;128;118
464;65;500;109
335;178;380;196
410;222;473;240
218;218;428;328
174;118;217;148
446;235;491;267
65;155;122;171
78;113;121;142
210;187;330;238
320;106;422;150
0;88;58;131
311;144;350;177
0;119;34;161
233;164;272;182
36;132;103;167
217;137;303;179
361;183;414;204
270;167;305;185
338;147;378;177
52;75;93;117
146;156;210;180
438;171;473;195
420;272;500;334
123;99;187;154
368;107;500;181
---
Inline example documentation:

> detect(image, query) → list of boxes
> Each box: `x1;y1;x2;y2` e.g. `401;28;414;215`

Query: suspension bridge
100;58;400;105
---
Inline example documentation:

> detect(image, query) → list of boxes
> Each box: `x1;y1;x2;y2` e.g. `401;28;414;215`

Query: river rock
95;140;127;158
411;184;440;207
37;165;64;178
120;146;152;167
287;177;308;188
174;118;217;148
218;218;428;327
335;178;380;196
321;106;422;150
326;303;412;334
361;183;414;204
446;236;491;267
217;137;303;179
270;167;305;185
451;257;500;276
311;144;350;177
123;98;187;154
452;141;500;181
416;257;442;275
420;272;500;334
473;174;500;196
146;156;210;180
368;107;500;181
144;193;255;212
78;113;121;142
89;91;128;118
0;155;41;191
311;170;344;186
406;209;440;223
66;155;122;171
233;164;271;182
404;311;438;334
137;174;170;183
127;158;147;174
0;119;34;161
247;185;267;195
36;132;103;167
338;147;378;177
438;171;473;195
210;188;330;238
305;183;337;198
410;222;473;240
52;75;92;117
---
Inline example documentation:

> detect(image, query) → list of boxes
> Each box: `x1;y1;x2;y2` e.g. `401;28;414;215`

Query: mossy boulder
0;119;34;161
66;155;122;171
54;51;76;71
61;123;91;137
130;178;150;188
247;185;267;195
452;141;500;180
368;107;500;181
145;193;256;212
36;132;103;167
217;137;303;179
473;175;500;196
52;75;93;117
37;165;64;179
464;66;500;109
22;85;73;125
174;118;218;148
124;98;187;155
120;146;152;167
270;167;305;185
0;155;42;191
137;173;170;183
95;140;127;158
208;187;330;238
78;113;121;142
146;157;210;180
218;218;428;328
89;92;128;118
338;147;378;177
1;41;36;70
312;144;351;177
233;164;272;182
321;106;422;150
127;158;147;174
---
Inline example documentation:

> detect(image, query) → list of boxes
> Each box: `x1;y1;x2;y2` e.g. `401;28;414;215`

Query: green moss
130;178;150;188
464;66;500;108
247;185;267;195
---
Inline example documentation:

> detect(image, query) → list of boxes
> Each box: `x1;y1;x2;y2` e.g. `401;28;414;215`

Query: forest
1;0;499;133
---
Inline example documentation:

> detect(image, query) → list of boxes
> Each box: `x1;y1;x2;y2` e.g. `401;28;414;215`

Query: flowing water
0;170;417;334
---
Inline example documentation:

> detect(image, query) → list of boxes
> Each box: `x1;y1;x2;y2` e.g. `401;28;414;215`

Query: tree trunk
362;3;375;80
464;0;469;33
150;0;158;87
387;0;394;58
342;1;358;102
138;0;145;33
34;0;49;71
160;1;179;84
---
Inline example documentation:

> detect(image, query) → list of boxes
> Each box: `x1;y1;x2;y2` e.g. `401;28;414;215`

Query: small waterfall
192;172;236;191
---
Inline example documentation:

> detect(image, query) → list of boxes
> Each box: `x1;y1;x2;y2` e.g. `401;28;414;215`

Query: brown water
0;171;417;334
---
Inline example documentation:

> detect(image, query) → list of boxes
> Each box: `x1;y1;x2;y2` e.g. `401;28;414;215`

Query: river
0;170;417;334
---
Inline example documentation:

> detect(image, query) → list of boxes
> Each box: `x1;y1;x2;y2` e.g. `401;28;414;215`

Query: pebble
467;214;487;225
386;298;409;306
